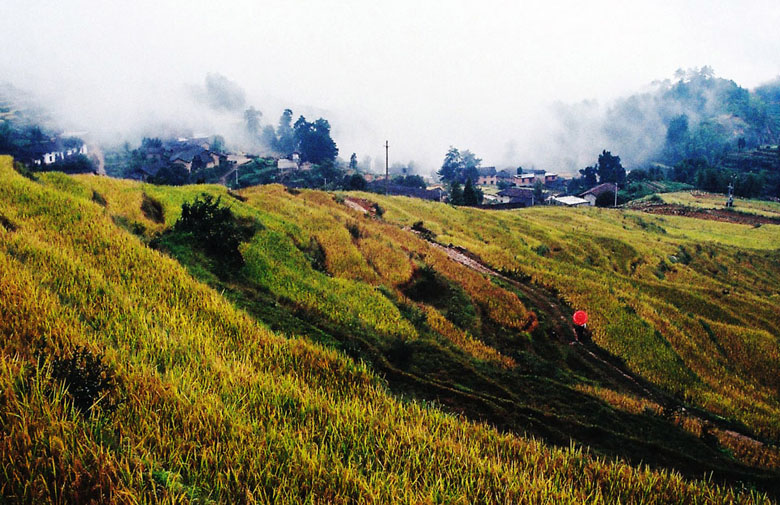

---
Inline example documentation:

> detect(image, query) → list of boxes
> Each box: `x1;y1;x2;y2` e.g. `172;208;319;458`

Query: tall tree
349;153;358;171
460;150;482;183
244;107;262;138
449;181;464;205
579;165;598;187
463;178;480;206
438;147;462;183
293;116;338;164
261;125;277;150
597;150;626;185
275;109;295;155
533;179;544;203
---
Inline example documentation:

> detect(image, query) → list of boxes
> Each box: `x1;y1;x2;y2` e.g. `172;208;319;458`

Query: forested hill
554;68;780;170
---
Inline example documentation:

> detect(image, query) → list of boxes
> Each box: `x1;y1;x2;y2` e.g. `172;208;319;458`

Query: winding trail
412;230;769;450
423;236;658;402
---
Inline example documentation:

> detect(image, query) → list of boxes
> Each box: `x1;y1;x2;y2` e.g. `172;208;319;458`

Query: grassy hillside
655;191;780;218
1;157;778;502
363;194;780;440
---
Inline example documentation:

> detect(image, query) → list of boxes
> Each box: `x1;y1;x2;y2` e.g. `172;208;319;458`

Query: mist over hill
4;66;779;178
540;68;780;173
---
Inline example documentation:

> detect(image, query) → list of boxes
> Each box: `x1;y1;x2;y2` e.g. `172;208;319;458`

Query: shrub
175;193;258;264
12;160;38;181
534;244;550;256
49;346;119;415
412;220;436;240
346;221;363;240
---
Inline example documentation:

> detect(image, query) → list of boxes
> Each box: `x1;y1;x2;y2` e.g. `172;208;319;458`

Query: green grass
658;191;780;218
361;193;780;442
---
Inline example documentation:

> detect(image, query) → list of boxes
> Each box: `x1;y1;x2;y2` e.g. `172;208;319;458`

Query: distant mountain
548;68;780;171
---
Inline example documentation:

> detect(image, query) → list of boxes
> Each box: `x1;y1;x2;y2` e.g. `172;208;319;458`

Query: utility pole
727;177;734;207
385;140;389;195
614;183;618;208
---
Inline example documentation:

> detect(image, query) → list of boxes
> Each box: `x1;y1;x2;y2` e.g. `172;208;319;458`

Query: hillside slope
366;193;780;438
1;158;777;502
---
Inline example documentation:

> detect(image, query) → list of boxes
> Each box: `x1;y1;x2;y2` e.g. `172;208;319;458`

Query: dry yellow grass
1;157;774;503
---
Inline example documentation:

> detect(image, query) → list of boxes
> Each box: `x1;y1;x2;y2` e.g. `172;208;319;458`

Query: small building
366;181;444;201
476;166;497;185
579;183;617;206
277;158;298;171
29;139;88;166
227;154;252;167
551;195;589;207
496;169;515;180
496;187;536;206
170;147;224;173
515;174;536;187
128;160;167;182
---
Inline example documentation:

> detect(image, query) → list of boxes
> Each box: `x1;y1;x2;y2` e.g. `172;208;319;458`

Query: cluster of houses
472;164;619;208
476;167;559;187
129;137;230;180
28;137;89;166
482;182;618;208
122;137;618;209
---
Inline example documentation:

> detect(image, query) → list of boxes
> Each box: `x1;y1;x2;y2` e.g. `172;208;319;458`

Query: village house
476;166;497;185
495;169;515;183
551;195;589;207
29;139;88;166
579;182;617;206
170;146;225;173
277;152;302;172
515;171;558;187
496;187;536;206
367;181;444;201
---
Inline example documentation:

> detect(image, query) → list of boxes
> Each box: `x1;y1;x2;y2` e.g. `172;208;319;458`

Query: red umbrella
573;310;588;326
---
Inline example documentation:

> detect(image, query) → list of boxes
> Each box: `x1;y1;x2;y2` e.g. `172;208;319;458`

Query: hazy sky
1;0;779;174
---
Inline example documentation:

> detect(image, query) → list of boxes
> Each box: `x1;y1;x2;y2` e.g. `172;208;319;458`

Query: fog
1;0;779;175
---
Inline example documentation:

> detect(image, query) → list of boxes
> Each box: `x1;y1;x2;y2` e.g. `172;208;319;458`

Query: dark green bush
49;346;119;415
175;193;258;264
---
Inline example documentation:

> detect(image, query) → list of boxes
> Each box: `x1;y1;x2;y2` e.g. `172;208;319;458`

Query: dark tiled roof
496;169;514;178
170;147;206;163
497;187;534;198
580;183;616;197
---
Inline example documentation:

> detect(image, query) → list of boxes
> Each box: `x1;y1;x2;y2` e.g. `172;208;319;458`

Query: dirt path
424;236;658;401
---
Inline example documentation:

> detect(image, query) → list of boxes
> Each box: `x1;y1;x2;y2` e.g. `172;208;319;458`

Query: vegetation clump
412;220;436;240
0;212;17;232
140;193;164;223
91;190;107;207
402;264;477;330
173;193;258;264
48;346;120;415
